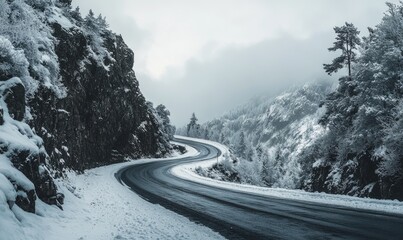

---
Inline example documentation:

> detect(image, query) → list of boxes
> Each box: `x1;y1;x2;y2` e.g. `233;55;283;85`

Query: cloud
140;32;335;125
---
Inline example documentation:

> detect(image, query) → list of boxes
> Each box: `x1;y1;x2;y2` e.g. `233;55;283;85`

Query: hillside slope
179;82;333;189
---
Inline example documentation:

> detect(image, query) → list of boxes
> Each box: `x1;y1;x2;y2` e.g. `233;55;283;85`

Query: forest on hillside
179;2;403;200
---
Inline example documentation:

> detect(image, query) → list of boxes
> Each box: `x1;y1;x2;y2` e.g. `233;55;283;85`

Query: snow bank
171;140;199;157
173;135;229;165
172;137;403;215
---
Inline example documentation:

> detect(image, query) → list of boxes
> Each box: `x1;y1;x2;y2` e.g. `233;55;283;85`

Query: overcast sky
73;0;397;126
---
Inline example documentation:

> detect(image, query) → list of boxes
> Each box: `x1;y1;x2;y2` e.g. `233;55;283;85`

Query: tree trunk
346;35;351;78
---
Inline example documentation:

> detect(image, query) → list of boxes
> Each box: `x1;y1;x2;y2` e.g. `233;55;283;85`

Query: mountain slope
180;82;333;189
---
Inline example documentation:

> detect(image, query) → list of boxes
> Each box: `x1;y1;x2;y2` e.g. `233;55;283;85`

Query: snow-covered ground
2;145;224;240
172;136;403;215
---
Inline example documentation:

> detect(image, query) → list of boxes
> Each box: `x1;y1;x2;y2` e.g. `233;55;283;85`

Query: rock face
3;82;25;121
29;22;171;171
0;0;172;214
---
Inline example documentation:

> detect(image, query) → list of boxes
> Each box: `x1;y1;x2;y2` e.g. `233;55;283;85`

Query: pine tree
219;132;225;143
260;152;273;186
155;104;175;139
97;14;109;29
236;131;246;159
84;10;97;30
187;113;200;137
203;128;209;139
324;22;361;77
82;9;113;66
71;7;82;21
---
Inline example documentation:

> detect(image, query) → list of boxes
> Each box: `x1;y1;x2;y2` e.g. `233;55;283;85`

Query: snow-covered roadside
172;136;403;215
2;145;224;240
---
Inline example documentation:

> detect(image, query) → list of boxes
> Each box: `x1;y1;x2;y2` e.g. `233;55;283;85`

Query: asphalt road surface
116;138;403;240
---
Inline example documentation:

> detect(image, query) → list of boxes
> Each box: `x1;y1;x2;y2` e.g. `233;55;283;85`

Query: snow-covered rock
0;77;63;214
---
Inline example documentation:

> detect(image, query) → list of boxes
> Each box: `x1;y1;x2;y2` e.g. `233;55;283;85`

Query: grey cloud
139;32;336;126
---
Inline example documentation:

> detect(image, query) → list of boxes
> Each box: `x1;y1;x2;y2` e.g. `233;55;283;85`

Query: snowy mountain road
116;138;403;240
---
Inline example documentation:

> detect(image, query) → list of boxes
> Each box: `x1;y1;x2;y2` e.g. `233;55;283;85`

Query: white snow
57;109;70;115
0;201;27;240
48;7;74;29
137;121;148;132
172;136;403;215
312;158;325;168
54;148;61;155
0;155;35;193
0;172;17;202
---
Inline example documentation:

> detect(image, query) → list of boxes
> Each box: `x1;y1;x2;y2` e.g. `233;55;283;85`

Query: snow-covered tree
155;104;175;139
187;113;200;137
235;131;246;159
83;10;113;68
0;37;29;80
309;2;403;199
70;6;82;21
0;0;64;96
378;101;403;182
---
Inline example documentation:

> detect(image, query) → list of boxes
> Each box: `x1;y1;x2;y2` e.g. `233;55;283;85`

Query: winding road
115;137;403;240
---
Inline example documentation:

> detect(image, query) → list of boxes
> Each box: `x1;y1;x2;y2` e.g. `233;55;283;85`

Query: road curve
115;138;403;240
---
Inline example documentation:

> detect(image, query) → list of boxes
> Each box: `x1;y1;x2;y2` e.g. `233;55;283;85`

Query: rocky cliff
0;0;172;213
30;7;172;172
